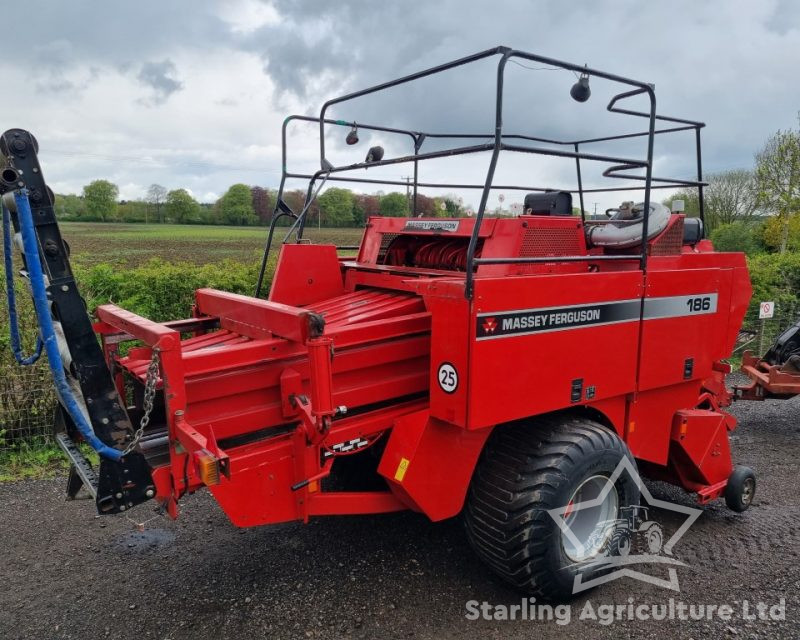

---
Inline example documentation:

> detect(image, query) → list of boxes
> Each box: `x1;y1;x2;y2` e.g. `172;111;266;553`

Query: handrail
283;171;704;194
463;48;657;298
266;46;705;299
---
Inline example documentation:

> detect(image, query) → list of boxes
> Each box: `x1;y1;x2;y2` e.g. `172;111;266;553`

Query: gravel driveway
1;392;798;639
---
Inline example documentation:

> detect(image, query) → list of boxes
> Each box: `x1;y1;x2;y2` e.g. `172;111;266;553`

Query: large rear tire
464;415;639;600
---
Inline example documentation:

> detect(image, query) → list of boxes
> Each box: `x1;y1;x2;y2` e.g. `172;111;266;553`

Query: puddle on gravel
116;528;176;552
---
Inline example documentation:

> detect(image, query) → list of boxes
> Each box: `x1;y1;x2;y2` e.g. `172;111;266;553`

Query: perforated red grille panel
378;233;399;262
649;217;684;256
519;227;585;257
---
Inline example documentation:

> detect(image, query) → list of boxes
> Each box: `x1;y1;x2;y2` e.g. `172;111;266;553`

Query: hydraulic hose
2;202;43;364
12;189;124;461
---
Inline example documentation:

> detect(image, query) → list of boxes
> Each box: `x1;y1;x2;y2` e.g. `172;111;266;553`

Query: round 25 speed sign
437;362;458;394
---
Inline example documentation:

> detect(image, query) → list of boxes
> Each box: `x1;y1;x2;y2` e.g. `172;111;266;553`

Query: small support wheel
725;465;756;512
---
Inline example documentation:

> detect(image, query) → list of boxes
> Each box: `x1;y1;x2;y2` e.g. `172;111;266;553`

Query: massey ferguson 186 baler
3;47;789;599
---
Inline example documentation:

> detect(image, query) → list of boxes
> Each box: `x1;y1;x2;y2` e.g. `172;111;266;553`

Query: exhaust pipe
1;167;21;213
0;167;19;190
1;167;19;186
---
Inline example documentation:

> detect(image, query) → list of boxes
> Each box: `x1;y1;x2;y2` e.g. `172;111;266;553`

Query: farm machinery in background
3;46;800;600
736;319;800;400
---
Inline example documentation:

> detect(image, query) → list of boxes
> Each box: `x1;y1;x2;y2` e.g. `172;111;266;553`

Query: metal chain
122;348;160;456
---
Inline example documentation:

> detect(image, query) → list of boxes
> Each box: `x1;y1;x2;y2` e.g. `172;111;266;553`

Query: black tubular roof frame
262;45;707;299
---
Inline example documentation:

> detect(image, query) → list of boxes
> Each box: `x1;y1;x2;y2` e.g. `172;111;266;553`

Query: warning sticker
394;457;410;482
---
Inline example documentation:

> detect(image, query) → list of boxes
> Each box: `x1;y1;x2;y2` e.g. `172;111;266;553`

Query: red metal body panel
377;410;492;521
638;269;721;391
626;382;701;465
668;408;734;502
96;212;754;526
269;244;345;306
465;271;643;429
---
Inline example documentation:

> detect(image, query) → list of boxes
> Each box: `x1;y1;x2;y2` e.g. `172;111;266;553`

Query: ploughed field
61;222;365;267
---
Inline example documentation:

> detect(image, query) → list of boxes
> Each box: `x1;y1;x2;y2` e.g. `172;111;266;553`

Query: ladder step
56;432;98;498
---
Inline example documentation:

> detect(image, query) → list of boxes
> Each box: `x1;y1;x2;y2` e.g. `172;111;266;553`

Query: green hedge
746;252;800;321
74;257;269;321
748;253;800;306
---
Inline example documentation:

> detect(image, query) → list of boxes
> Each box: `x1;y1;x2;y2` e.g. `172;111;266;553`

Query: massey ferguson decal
476;300;641;340
403;220;460;232
476;294;718;340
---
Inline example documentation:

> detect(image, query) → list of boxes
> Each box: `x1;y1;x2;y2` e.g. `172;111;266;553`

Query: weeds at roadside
0;443;99;482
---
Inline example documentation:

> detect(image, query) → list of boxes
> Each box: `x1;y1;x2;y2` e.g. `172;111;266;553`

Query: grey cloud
31;39;84;94
33;40;76;69
3;1;237;75
252;0;800;190
137;59;184;105
252;0;441;101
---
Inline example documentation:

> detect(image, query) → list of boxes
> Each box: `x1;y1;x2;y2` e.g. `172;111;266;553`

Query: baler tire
464;415;639;601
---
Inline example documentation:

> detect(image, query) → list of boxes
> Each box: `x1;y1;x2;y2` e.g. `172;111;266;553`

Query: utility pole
402;176;412;216
593;202;598;217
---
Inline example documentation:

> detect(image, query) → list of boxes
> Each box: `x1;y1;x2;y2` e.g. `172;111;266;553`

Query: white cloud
218;0;281;34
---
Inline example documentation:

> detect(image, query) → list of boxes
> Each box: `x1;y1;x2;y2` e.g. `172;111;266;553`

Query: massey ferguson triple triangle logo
482;317;497;334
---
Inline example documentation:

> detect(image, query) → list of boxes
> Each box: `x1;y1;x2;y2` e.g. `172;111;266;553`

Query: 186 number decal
686;296;711;312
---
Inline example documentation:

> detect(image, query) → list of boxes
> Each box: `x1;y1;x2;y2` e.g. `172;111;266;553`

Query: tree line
53;115;799;248
667;114;800;254
55;182;469;227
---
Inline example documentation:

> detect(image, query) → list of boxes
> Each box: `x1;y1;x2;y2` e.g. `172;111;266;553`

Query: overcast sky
3;0;799;213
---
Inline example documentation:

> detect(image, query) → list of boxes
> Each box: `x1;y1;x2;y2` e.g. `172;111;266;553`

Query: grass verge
0;444;99;482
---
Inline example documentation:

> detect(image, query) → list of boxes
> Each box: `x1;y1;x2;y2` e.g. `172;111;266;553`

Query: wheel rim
741;477;755;505
561;475;619;562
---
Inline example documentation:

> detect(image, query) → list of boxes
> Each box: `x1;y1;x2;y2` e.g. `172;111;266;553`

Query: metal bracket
56;432;98;499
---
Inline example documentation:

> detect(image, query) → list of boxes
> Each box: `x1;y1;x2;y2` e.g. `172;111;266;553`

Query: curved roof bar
258;46;706;300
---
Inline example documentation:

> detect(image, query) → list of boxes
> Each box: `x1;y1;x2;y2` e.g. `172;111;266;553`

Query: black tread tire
464;415;639;600
725;465;756;512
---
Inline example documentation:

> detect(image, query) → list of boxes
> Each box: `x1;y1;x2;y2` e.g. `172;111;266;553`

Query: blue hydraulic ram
3;190;124;461
2;200;42;365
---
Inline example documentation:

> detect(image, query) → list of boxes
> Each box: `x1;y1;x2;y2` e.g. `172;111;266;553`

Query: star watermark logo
548;457;702;593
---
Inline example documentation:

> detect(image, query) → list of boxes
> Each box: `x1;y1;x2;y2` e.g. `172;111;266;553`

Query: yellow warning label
394;457;410;482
